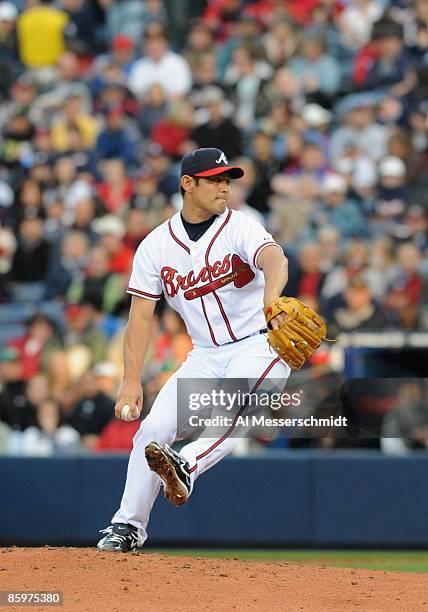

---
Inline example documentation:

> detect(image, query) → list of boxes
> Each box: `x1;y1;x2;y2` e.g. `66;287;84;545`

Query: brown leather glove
264;297;327;370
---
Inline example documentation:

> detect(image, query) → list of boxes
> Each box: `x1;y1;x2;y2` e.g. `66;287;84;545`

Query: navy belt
224;328;268;345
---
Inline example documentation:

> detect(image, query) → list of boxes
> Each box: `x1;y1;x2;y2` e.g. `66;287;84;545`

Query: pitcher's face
182;173;232;217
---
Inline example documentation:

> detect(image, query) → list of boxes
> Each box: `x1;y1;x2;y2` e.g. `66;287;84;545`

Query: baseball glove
264;297;327;371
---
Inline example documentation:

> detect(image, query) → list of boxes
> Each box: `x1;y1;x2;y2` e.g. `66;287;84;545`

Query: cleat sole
145;442;189;507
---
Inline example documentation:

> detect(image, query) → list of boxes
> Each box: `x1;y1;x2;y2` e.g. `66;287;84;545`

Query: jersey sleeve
127;236;162;300
232;212;283;270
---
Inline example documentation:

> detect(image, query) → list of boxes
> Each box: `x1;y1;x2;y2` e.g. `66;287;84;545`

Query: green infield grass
149;549;428;573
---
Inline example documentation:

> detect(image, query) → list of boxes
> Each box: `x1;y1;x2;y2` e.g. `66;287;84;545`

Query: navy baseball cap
180;148;244;179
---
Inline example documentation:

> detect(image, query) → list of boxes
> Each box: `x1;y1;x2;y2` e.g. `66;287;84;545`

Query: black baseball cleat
145;442;191;507
97;523;140;552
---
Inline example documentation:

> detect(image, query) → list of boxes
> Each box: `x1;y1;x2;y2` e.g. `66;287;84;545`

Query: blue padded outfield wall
1;452;428;547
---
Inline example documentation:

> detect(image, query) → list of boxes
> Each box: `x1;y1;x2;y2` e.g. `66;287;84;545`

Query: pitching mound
1;547;427;611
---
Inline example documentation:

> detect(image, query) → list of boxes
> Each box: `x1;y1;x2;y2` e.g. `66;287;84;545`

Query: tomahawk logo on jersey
160;253;255;300
127;208;283;347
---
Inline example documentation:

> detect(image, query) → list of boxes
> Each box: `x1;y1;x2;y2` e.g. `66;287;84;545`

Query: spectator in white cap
92;361;119;399
372;155;408;236
0;1;17;21
302;103;331;128
379;155;406;182
301;103;332;161
379;155;407;193
379;155;406;179
0;2;18;41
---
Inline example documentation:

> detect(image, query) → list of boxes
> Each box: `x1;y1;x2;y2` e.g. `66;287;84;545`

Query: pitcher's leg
111;347;211;544
180;336;289;487
111;373;178;545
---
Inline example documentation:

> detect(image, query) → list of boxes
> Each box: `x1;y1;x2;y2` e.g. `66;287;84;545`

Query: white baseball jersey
127;208;282;347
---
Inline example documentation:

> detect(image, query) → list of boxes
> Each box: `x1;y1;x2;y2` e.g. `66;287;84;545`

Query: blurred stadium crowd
0;0;427;455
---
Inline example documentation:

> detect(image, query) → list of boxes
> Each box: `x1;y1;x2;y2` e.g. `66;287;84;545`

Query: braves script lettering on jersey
127;209;281;345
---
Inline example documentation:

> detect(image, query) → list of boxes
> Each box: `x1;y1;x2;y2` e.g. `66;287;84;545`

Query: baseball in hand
120;404;137;421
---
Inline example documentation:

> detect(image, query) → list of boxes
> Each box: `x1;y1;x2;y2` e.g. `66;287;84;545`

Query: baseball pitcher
98;148;326;552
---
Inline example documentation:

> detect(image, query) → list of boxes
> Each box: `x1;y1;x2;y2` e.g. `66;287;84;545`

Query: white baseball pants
112;333;289;546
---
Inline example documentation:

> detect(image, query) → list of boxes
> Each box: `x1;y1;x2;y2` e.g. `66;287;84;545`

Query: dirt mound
0;548;427;611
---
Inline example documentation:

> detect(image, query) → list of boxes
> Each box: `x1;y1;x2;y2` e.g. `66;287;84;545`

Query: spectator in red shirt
92;359;140;452
244;0;320;28
123;209;151;252
92;215;133;275
384;242;423;329
203;0;242;41
9;313;62;381
96;158;134;215
151;99;194;159
96;418;140;452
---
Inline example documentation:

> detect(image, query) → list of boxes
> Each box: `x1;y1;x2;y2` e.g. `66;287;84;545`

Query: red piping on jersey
200;296;219;346
204;209;237;342
212;292;237;341
168;216;224;347
168;219;190;254
253;241;282;269
205;209;232;266
188;356;281;473
127;287;162;299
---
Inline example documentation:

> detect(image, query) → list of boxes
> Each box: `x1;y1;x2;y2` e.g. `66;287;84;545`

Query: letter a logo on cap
215;152;228;164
